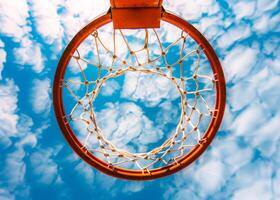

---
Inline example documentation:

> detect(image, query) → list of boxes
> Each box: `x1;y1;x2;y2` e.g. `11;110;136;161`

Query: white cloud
193;160;225;196
2;113;39;151
163;148;229;199
63;0;109;22
0;79;19;148
95;172;117;194
0;40;7;80
165;0;220;20
60;0;110;39
156;101;180;126
101;79;120;96
74;162;95;185
0;188;14;200
271;58;280;73
30;78;51;115
228;0;278;20
229;0;279;35
255;0;278;14
253;13;280;34
165;149;274;199
122;182;144;193
198;16;224;39
30;148;61;185
0;40;4;48
233;1;256;20
232;179;273;200
95;102;163;152
14;114;37;148
2;143;32;199
13;37;44;73
250;113;280;157
122;72;179;107
0;0;30;41
223;153;273;197
219;106;235;132
253;15;269;33
258;76;280;109
28;0;64;49
231;102;268;137
172;188;200;200
0;112;40;198
66;76;82;91
263;36;280;57
17;134;37;148
228;80;257;112
211;139;253;173
222;45;259;82
3;149;26;189
274;168;280;198
217;24;251;49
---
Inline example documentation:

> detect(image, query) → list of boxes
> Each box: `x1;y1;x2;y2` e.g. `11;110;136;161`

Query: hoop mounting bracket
110;0;163;29
111;7;161;29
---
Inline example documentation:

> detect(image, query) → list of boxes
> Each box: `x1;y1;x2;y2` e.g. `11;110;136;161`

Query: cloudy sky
0;0;279;199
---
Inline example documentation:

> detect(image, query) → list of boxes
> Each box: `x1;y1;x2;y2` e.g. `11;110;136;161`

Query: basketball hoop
53;0;226;180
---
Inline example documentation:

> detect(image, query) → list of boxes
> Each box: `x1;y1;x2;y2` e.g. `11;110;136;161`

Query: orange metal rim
53;10;226;181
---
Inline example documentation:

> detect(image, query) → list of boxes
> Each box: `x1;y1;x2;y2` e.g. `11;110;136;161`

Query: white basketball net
63;22;217;173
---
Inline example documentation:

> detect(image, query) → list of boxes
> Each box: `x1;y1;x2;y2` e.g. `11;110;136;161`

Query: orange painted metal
112;7;161;29
53;10;226;181
110;0;163;8
110;0;163;28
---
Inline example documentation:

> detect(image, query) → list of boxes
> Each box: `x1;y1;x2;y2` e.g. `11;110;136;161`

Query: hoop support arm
110;0;163;29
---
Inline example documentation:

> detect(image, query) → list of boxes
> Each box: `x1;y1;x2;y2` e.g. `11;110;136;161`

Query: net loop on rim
63;25;217;172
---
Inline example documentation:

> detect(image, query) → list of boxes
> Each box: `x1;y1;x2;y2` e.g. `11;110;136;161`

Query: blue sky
0;0;280;199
